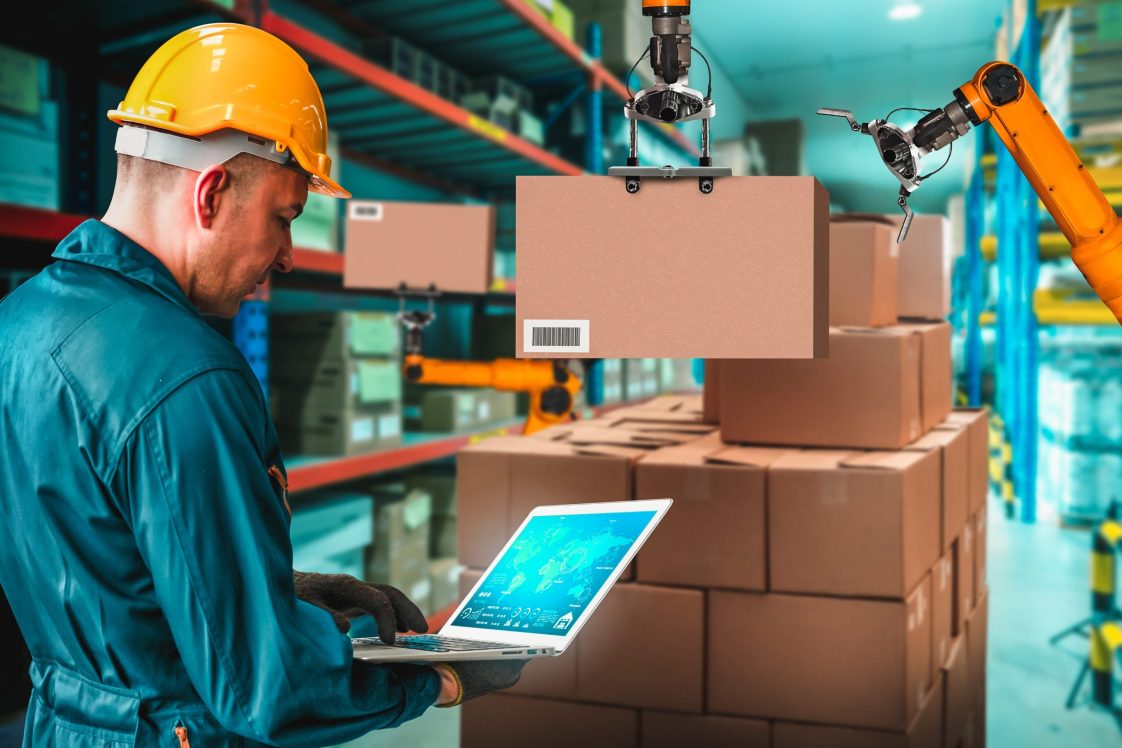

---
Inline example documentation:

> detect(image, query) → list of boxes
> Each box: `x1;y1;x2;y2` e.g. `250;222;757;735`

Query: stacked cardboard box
405;387;518;434
366;482;432;610
271;312;403;457
462;215;989;746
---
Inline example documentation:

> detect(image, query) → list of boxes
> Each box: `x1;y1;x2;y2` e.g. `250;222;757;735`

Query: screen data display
451;510;656;637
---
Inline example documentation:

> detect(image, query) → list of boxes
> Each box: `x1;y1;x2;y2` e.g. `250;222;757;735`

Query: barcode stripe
531;326;581;347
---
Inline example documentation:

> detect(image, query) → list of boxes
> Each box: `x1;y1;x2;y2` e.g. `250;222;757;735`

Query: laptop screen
450;509;657;637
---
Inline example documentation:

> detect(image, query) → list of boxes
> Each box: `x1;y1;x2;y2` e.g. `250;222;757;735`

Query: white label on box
351;417;375;443
349;202;383;221
524;320;590;353
378;414;401;440
457;394;476;418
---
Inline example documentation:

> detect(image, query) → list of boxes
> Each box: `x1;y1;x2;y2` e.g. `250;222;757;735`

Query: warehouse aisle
987;500;1120;747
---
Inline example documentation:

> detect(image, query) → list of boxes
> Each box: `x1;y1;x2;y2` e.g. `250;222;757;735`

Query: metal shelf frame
995;1;1042;523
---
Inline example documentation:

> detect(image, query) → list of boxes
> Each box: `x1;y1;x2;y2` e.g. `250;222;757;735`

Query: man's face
191;165;308;317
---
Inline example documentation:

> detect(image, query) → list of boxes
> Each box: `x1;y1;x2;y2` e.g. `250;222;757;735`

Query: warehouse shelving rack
961;0;1122;523
0;0;698;495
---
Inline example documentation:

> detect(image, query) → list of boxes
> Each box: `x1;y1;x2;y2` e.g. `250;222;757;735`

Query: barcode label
349;202;383;221
523;320;590;353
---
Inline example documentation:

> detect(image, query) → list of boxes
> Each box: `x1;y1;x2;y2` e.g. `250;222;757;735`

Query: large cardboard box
459;569;579;700
829;217;899;327
953;524;975;637
932;552;954;671
969;592;987;748
635;432;788;591
967;591;988;709
886;213;951;320
768;448;940;599
942;409;989;514
773;671;944;748
974;509;988;600
577;583;704;712
942;637;970;748
719;323;952;449
709;579;932;730
456;424;697;569
905;424;969;552
641;711;770;748
344;200;495;294
516;176;829;359
462;694;639;748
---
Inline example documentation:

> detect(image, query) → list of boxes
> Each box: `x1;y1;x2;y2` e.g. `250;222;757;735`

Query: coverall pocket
27;661;141;747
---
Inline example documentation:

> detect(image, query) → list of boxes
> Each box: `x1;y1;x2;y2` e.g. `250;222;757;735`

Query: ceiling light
889;2;922;20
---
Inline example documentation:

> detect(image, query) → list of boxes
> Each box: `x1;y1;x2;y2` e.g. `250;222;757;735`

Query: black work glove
293;571;428;644
433;659;527;707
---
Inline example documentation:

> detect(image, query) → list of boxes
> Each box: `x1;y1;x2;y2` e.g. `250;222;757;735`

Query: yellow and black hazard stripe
1091;620;1122;707
1093;521;1122;617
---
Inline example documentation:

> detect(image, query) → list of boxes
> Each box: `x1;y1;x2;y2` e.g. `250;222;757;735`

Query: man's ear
194;164;230;229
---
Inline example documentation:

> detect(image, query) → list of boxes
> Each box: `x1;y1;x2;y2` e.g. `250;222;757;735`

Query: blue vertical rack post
234;300;269;399
996;2;1041;522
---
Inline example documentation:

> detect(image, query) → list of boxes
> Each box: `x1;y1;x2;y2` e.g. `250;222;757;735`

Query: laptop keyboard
356;635;517;653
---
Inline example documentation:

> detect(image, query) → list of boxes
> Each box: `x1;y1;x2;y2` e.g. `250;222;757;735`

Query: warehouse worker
0;23;521;746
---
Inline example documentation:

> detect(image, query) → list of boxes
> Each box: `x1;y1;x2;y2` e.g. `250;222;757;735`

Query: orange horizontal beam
261;10;584;178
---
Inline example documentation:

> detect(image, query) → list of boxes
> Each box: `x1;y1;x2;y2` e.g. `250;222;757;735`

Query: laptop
352;498;672;662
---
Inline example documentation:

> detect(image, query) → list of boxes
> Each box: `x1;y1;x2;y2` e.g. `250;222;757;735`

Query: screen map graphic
452;510;656;637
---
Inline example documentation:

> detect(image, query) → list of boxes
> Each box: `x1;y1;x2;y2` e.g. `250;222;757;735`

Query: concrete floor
2;497;1119;748
986;500;1120;747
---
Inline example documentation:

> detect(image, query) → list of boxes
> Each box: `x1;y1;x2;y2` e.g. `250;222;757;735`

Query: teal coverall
0;220;440;746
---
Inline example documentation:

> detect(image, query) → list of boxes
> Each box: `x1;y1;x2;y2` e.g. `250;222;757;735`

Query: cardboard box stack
461;215;989;747
366;481;433;610
404;387;518;434
405;467;464;613
271;312;403;457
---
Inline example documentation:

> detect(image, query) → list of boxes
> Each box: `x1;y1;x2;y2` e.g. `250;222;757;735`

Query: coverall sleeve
112;366;440;746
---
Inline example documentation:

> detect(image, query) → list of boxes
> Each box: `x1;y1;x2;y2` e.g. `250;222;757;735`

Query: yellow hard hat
108;23;349;198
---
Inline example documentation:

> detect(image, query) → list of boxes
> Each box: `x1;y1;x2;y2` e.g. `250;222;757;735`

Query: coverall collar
52;219;200;317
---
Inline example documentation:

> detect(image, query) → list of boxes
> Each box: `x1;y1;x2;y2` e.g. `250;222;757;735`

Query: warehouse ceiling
691;0;1008;214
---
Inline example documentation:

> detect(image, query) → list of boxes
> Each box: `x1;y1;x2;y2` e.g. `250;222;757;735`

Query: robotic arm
608;0;731;193
398;307;582;437
820;61;1122;323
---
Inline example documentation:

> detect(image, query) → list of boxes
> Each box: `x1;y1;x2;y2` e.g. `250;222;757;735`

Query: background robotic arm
820;61;1122;324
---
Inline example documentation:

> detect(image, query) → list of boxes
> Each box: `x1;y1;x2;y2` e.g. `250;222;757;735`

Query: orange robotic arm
820;62;1122;323
403;354;582;436
956;62;1122;321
